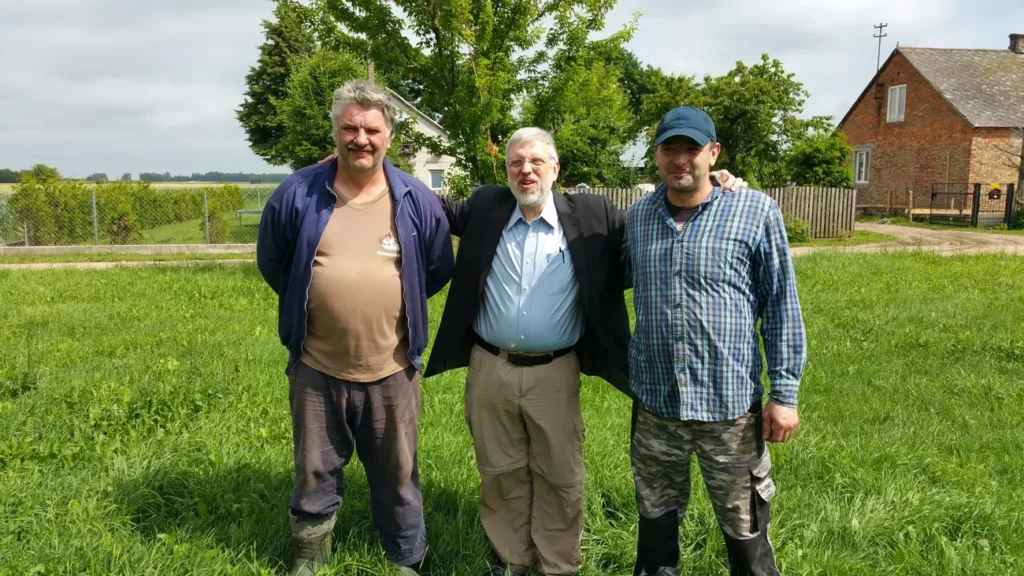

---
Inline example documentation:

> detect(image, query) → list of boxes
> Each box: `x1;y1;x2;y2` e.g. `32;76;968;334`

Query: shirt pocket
683;244;732;285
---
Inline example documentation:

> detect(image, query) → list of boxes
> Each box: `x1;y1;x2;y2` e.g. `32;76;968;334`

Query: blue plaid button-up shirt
622;184;807;422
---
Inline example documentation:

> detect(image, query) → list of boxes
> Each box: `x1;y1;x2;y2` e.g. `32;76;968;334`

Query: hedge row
8;179;244;245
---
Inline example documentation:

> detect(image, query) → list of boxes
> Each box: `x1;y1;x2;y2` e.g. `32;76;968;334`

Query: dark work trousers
288;359;427;567
631;401;780;576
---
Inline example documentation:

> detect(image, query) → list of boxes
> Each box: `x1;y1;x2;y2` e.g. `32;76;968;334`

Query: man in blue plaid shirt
622;106;807;576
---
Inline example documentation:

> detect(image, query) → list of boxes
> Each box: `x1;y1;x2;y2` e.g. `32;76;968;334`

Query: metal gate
928;182;1017;227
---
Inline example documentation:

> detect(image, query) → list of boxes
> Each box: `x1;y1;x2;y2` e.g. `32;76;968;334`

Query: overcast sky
1;0;1021;178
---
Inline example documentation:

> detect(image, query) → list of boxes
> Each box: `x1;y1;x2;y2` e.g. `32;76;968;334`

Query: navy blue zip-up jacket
256;158;455;373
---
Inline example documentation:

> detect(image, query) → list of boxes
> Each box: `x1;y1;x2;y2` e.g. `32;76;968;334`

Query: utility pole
874;23;889;72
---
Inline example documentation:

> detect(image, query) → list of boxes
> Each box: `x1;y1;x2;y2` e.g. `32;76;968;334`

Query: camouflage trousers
630;404;779;576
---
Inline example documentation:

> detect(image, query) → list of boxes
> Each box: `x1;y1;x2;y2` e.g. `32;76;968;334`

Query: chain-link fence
0;182;275;247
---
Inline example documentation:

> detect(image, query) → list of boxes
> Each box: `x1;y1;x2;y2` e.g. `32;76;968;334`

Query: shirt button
520;335;525;340
674;302;681;309
526;260;531;265
524;285;529;290
675;270;682;277
522;311;527;316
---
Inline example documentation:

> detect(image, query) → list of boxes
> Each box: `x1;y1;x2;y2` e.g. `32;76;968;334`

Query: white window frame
887;85;906;123
429;170;444;191
854;150;870;184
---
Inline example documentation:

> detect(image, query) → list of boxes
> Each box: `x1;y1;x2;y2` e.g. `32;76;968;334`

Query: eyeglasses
507;157;549;169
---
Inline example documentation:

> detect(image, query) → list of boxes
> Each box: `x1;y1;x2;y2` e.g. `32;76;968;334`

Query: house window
854;150;870;184
429;170;444;190
887;85;906;122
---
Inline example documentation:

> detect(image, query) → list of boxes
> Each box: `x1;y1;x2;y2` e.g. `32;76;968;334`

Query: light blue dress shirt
474;193;583;353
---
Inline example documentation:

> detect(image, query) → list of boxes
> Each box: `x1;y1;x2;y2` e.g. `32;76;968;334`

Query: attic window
887;85;906;123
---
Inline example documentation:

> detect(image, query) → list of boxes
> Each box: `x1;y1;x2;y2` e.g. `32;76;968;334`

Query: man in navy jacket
256;80;454;576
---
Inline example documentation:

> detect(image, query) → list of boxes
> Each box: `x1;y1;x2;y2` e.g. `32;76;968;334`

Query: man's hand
318;153;337;165
713;170;747;191
762;401;798;443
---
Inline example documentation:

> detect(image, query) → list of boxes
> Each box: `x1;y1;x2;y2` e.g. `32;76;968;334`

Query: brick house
838;33;1024;216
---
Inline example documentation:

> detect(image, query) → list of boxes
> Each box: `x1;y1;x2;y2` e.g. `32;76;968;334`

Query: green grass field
0;252;255;265
792;229;897;248
1;253;1023;575
858;215;1024;235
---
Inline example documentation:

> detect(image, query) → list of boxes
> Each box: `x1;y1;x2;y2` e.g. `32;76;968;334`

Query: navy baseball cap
654;106;717;147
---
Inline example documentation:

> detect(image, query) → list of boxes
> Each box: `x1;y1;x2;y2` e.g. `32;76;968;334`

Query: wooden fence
762;186;857;239
577;186;857;239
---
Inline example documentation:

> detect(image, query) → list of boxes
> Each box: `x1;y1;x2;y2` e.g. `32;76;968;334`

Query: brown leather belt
474;334;574;367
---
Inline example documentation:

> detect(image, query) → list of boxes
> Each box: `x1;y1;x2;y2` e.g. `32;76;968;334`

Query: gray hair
505;127;559;163
329;80;397;138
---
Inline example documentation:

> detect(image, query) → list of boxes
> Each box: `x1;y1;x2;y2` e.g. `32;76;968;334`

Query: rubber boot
288;511;336;576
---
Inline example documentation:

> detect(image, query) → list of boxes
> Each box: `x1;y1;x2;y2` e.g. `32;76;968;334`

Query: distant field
0;182;276;193
148;182;279;190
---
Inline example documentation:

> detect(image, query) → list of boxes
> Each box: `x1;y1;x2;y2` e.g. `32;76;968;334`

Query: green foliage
786;128;854;187
637;55;835;188
784;213;811;243
1012;202;1024;230
522;21;639;187
24;164;62;183
278;49;366;170
201;185;245;243
442;171;474;200
0;192;21;244
0;168;20;183
85;173;109;183
236;0;318;166
9;180;242;246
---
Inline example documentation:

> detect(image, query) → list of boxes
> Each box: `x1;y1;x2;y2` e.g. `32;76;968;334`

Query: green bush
1013;203;1024;230
0;193;21;245
783;213;811;243
198;185;244;244
9;180;245;246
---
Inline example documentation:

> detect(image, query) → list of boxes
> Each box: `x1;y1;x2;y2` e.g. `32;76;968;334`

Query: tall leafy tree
786;127;854;187
24;164;61;183
236;0;317;166
317;0;617;185
0;168;20;183
522;23;638;186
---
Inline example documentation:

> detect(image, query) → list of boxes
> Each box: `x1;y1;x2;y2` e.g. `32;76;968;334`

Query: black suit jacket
424;185;631;396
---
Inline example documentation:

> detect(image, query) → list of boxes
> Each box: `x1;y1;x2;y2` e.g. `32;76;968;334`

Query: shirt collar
654;176;723;208
506;191;558;231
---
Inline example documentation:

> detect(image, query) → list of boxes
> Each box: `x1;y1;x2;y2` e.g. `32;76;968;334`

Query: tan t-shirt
301;186;410;382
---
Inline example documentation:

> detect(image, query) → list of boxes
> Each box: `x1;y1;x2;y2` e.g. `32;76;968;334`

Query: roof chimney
1011;33;1024;54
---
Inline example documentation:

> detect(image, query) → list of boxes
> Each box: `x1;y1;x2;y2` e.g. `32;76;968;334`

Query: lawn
792;229;897;248
0;252;255;265
1;253;1023;575
858;215;1024;236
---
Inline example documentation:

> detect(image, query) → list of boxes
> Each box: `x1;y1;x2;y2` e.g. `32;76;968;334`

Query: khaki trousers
464;344;585;575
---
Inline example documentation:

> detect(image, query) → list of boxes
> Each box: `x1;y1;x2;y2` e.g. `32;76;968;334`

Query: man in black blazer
425;127;742;576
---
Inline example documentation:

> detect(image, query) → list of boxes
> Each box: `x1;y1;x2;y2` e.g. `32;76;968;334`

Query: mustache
347;145;375;152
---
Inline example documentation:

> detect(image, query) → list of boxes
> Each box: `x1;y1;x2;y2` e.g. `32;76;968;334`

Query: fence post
1004;183;1016;227
907;190;913;221
257;188;263;208
203;191;210;244
970;183;981;227
91;190;99;245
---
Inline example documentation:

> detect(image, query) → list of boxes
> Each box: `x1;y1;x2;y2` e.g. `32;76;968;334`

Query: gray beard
511;184;551;209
